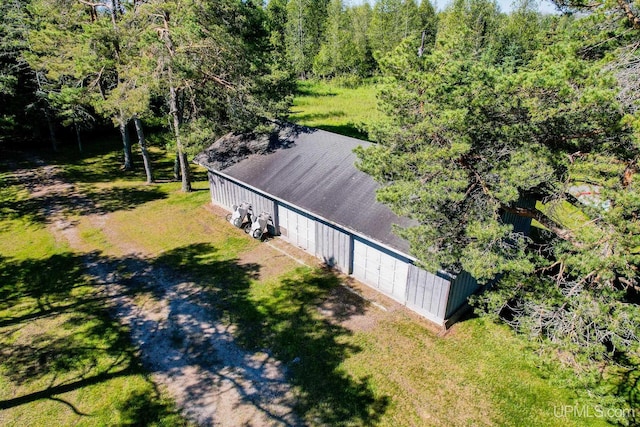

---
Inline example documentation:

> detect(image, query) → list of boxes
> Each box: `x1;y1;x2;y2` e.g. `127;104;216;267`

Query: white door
352;239;408;301
279;205;316;252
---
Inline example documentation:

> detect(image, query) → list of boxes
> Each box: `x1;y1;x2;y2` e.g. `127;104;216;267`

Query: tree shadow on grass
119;244;305;425
1;241;389;425
0;180;167;226
77;185;168;215
0;250;183;424
295;86;338;97
313;123;370;141
609;355;640;426
287;117;370;140
0;309;134;387
159;244;390;425
0;253;87;313
51;135;208;185
237;270;389;425
0;194;49;224
51;136;155;184
115;386;187;427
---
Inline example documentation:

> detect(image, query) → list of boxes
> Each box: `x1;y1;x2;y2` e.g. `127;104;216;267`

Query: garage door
352;239;409;302
278;205;316;252
315;221;351;273
405;265;451;323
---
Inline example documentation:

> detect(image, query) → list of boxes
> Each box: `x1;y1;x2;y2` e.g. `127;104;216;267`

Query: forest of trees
0;0;440;177
1;0;639;418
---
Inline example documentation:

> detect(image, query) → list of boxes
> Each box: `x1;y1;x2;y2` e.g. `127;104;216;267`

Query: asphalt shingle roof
196;124;415;255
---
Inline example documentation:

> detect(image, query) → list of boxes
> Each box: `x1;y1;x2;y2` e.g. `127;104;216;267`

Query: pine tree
356;0;640;401
136;0;292;191
25;0;140;166
0;0;36;145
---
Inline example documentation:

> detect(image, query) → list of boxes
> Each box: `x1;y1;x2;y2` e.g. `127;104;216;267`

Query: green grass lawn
70;186;609;426
289;79;382;140
0;135;620;426
0;165;189;426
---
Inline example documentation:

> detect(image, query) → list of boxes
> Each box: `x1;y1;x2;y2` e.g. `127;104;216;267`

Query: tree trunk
617;0;640;29
173;152;180;181
133;115;153;183
169;81;191;192
73;118;82;153
179;151;191;189
35;71;57;152
118;116;134;170
45;109;58;152
161;12;191;192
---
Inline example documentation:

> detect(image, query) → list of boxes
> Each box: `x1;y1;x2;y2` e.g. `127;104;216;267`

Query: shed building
195;124;484;326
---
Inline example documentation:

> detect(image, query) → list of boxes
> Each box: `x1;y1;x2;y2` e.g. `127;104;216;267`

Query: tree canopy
355;0;640;414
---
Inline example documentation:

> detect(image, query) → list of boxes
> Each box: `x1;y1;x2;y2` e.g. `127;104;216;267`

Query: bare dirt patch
88;258;300;427
237;244;298;281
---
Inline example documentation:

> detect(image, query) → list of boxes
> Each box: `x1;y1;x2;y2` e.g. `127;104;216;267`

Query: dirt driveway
14;162;305;426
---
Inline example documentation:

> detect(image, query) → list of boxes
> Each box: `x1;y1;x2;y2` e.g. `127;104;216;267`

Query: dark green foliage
0;0;47;146
356;1;640;418
285;0;330;78
418;0;438;49
136;0;293;150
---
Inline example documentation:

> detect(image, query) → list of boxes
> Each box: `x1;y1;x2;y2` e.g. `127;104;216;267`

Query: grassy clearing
343;315;607;427
0;137;617;426
78;187;607;425
0;159;189;426
290;80;382;140
60;143;607;426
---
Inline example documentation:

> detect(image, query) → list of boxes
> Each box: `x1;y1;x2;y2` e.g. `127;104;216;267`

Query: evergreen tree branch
616;0;640;30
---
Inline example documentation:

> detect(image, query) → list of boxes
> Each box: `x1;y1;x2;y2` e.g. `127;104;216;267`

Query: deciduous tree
368;0;422;63
285;0;329;78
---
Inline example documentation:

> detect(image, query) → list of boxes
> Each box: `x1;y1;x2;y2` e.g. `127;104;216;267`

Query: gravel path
14;161;302;427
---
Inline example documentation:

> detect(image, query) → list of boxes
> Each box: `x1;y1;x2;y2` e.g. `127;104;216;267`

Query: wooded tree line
0;0;294;191
1;0;639;417
266;0;437;79
0;0;436;188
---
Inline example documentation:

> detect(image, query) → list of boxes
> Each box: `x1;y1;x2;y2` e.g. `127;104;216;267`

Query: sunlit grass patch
0;169;189;426
340;315;609;427
290;79;382;140
81;183;252;258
